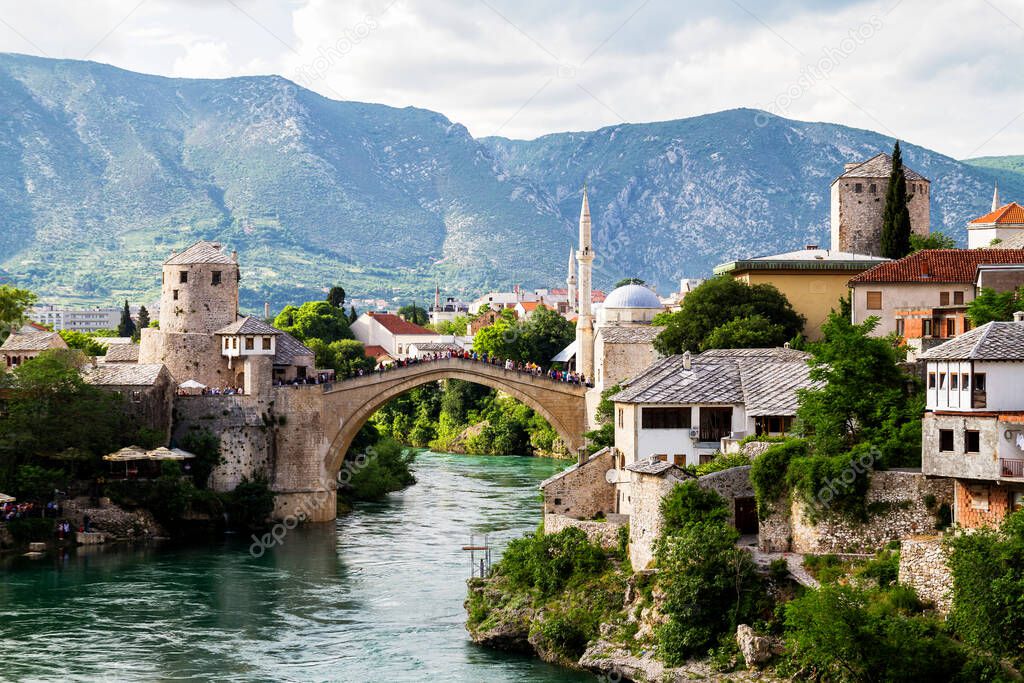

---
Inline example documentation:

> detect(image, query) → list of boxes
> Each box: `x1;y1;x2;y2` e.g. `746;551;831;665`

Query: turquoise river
0;451;597;682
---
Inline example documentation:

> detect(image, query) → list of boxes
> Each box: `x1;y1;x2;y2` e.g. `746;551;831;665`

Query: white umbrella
179;379;206;389
0;493;15;503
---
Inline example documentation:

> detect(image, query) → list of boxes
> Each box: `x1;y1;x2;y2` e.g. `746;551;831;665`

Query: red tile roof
363;345;392;359
849;249;1024;284
517;301;549;312
969;202;1024;225
591;290;607;303
366;312;434;335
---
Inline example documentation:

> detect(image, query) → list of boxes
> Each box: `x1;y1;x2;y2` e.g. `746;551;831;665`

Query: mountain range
0;52;1020;312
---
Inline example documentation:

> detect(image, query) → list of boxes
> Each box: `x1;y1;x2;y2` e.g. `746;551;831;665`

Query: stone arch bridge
269;358;588;522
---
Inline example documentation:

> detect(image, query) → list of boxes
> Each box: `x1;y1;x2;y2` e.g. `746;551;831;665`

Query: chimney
682;350;692;370
784;341;791;349
1014;311;1024;323
231;250;238;263
920;255;930;278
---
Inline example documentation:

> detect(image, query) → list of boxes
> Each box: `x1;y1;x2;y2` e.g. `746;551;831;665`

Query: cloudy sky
0;0;1021;157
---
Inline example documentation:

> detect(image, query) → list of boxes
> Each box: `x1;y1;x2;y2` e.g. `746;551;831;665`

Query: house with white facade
609;347;816;515
919;314;1024;528
350;312;453;361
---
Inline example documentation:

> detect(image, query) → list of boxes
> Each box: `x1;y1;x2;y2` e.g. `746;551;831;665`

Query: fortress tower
830;153;930;256
140;241;242;386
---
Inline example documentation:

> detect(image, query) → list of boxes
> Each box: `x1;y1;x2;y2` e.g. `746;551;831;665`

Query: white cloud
0;0;1020;157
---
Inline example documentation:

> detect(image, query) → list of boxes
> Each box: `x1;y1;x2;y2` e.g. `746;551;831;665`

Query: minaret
434;283;441;311
566;245;577;314
993;182;1001;212
575;187;595;381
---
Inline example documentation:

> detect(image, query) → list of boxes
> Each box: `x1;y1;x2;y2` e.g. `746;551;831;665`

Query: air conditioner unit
688;429;699;439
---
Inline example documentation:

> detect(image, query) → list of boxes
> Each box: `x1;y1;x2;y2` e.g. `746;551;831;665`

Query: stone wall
898;535;952;613
628;469;690;570
540;448;616;519
697;465;754;528
759;470;953;554
158;260;239;335
543;512;627;550
140;328;233;387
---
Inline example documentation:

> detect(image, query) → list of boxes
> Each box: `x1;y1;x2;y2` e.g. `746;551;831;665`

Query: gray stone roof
84;363;166;386
215;316;279;336
835;153;926;182
273;331;314;366
103;343;140;363
0;331;66;352
598;325;665;344
999;232;1024;249
625;458;693;478
164;241;236;266
409;342;462;352
615;349;817;416
919;321;1024;361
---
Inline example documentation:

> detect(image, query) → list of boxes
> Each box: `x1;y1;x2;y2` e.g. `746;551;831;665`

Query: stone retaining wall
543;512;626;550
899;536;953;613
697;465;754;528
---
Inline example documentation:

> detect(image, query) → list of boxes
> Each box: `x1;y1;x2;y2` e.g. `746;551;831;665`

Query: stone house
0;330;69;370
919;316;1024;528
101;343;140;364
829;152;930;257
715;247;888;340
83;363;175;445
848;249;1024;344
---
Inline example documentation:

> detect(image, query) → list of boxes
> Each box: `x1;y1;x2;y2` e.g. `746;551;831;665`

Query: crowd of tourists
337;348;591;386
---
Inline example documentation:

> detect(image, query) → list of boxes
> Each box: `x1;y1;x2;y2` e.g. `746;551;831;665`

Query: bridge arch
320;359;588;478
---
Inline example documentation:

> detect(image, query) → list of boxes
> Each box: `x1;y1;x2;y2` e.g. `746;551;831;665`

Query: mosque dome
603;284;662;309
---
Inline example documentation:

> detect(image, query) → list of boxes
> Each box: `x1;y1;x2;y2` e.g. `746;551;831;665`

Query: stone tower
829;152;930;256
140;241;241;385
566;245;577;314
575;189;595;381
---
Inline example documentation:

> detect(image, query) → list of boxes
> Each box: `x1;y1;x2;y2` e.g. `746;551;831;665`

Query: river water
0;451;596;682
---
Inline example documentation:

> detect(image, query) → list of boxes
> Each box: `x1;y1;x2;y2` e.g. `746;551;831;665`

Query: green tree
342;438;416;501
397;303;428;326
702;314;790;349
614;278;646;287
348;305;358;324
178;428;221;489
117;299;136;339
966;286;1023;326
585;383;622;452
909;231;957;252
432;314;470;336
58;330;107;356
0;285;36;340
797;312;921;465
654;276;804;355
472;308;522;360
520;305;575;365
327;286;346;308
136;305;150;336
273;301;354;343
880;141;913;259
224;477;275;530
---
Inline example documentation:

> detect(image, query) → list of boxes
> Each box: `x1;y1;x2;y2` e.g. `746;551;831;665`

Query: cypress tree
880;141;913;259
348;305;358;324
117;299;136;338
136;305;150;335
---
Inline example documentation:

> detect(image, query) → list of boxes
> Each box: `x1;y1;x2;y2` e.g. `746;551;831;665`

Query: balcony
1000;459;1024;480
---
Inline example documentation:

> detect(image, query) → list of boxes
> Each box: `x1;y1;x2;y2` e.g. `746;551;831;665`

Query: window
953;291;964;305
869;183;877;193
1013;492;1024;513
939;429;954;452
212;271;222;286
180;271;188;284
223;337;229;349
940;291;950;306
961;374;969;390
939;372;946;388
698;454;715;465
699;407;733;442
172;289;179;301
965;430;980;453
896;319;905;337
232;337;237;349
928;372;936;388
975;373;987;392
756;415;793;435
866;291;882;310
922;319;933;337
262;337;272;350
617;408;623;428
130;390;143;404
951;374;959;390
245;337;254;350
642;407;691;429
855;183;863;193
946;318;956;337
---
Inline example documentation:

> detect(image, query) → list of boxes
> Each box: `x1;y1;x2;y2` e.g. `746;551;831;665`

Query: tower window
180;271;188;284
245;337;254;350
173;289;179;301
869;183;876;193
854;183;862;193
212;271;222;286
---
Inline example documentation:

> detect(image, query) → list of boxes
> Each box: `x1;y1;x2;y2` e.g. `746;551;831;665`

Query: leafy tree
796;312;920;464
966;286;1024;326
909;231;957;252
499;527;606;596
472;308;521;359
397;303;428;326
13;464;68;501
178;428;222;489
342;438;416;501
273;301;354;344
614;277;646;287
58;330;107;356
520;305;575;365
432;314;470;336
702;314;790;350
880;141;913;259
0;285;36;340
136;306;150;336
654;276;804;355
305;338;373;376
327;286;346;308
224;477;275;530
117;299;136;339
660;480;729;529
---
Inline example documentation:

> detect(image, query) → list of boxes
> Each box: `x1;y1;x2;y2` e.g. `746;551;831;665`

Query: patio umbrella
0;493;14;503
179;379;206;390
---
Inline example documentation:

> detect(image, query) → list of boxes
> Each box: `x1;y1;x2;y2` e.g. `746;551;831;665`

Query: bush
13;464;67;501
660;480;728;530
694;452;750;476
178;429;221;489
750;439;806;515
5;517;54;543
342;438;416;501
498;527;606;596
855;548;900;588
785;446;873;522
224;477;274;530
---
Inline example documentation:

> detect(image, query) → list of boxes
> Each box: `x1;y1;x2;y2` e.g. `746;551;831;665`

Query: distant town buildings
28;303;152;333
830;152;930;257
967;200;1024;249
350;311;455;361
